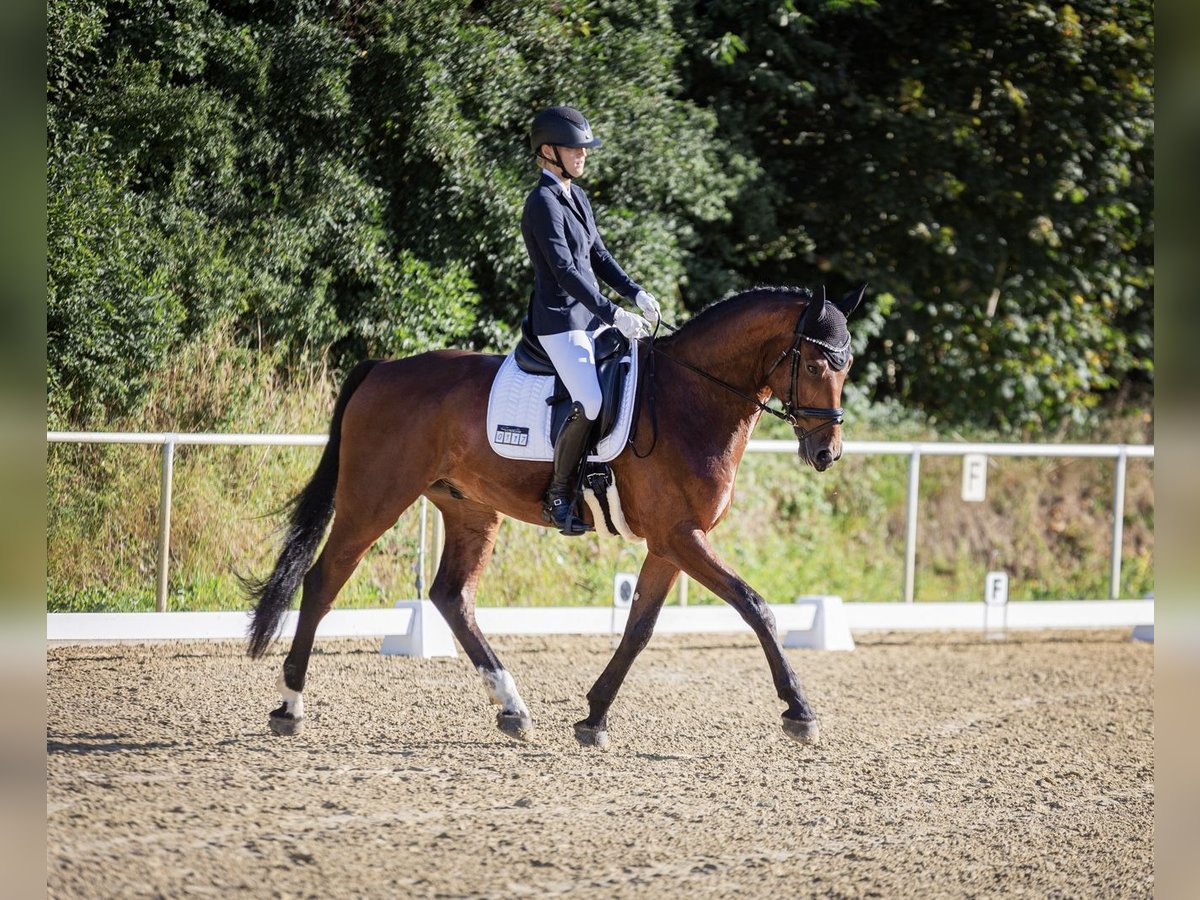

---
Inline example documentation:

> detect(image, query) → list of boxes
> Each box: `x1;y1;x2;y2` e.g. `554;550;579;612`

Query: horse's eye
806;364;820;375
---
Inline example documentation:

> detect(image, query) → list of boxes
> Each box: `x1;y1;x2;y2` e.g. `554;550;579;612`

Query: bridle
760;302;848;440
648;301;847;444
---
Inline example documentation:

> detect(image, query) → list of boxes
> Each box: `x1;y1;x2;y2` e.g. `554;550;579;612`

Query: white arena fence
46;432;1153;639
46;599;1155;644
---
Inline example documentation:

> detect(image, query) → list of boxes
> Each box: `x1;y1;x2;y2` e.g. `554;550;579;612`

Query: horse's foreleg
663;527;819;745
575;554;678;749
428;502;533;742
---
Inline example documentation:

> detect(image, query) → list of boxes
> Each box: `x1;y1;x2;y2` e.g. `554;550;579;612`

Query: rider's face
551;145;587;179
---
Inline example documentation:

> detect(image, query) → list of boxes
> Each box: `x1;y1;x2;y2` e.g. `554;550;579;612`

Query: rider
521;105;660;536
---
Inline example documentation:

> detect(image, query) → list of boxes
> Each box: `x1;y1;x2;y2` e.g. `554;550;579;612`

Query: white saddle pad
486;349;638;462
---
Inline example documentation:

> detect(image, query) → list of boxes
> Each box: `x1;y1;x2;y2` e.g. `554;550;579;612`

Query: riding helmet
529;106;602;151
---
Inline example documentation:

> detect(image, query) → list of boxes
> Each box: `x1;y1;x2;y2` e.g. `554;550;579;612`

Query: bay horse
245;284;867;748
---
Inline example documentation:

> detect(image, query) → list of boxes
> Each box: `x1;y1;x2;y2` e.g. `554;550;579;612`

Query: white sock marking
277;673;305;719
477;667;529;718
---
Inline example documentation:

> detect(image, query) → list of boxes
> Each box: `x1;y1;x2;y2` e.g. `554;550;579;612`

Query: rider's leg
537;329;602;420
545;401;594;534
537;330;601;535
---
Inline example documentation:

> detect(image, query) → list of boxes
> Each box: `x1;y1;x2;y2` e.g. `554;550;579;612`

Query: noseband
649;302;847;444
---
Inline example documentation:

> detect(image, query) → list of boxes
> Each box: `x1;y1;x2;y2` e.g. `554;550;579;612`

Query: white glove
634;290;661;326
613;308;651;340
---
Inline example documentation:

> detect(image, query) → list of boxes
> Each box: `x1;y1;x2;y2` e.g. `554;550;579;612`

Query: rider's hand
634;290;661;326
613;308;651;340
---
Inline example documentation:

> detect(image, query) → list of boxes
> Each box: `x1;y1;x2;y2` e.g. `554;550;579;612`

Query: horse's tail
244;359;380;659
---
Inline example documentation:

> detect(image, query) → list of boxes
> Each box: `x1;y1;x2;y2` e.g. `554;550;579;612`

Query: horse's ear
835;283;868;318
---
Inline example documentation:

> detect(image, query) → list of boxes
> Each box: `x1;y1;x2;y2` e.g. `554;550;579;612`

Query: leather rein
648;304;846;443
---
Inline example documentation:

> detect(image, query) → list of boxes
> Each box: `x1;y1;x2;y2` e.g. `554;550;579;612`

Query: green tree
345;0;744;349
47;122;183;425
679;0;1153;432
46;0;743;423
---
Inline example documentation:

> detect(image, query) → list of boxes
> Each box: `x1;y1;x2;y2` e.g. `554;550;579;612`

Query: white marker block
380;599;458;658
783;595;854;651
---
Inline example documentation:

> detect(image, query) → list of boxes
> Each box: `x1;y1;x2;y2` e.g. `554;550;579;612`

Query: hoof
573;721;610;750
781;715;819;745
496;711;533;742
269;705;303;736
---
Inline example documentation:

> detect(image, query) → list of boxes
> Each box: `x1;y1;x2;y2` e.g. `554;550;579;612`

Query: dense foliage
679;0;1154;431
47;0;1153;433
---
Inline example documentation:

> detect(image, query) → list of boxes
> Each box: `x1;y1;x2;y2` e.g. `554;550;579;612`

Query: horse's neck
658;299;797;451
666;299;797;400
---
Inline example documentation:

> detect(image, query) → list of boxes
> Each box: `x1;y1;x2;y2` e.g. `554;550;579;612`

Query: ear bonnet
800;293;851;371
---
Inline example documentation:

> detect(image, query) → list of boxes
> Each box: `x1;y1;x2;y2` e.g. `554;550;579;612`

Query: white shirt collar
541;167;572;198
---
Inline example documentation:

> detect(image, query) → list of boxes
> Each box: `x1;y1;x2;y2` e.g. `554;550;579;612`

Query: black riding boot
544;402;595;536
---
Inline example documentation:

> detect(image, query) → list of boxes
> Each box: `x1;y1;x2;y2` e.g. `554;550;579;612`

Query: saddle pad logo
494;424;529;447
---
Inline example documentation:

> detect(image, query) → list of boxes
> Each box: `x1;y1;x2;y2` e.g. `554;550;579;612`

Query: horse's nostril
816;449;833;465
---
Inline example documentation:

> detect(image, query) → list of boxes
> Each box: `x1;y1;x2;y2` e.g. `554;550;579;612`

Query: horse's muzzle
800;442;841;472
793;416;843;472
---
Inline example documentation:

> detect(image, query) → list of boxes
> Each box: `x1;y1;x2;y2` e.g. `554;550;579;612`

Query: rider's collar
541;167;572;197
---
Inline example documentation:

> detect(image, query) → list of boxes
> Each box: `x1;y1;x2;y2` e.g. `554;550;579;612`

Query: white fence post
416;496;428;598
1110;447;1128;600
903;446;922;603
432;506;444;590
156;437;176;612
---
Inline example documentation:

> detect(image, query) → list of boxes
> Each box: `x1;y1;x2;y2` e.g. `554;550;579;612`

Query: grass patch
47;334;1154;612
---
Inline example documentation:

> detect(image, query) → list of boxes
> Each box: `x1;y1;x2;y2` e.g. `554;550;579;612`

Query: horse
244;283;867;748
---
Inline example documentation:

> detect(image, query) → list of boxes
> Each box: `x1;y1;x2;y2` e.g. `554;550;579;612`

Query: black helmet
529;106;602;151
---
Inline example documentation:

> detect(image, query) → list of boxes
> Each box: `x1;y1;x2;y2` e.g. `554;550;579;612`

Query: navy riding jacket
521;171;642;335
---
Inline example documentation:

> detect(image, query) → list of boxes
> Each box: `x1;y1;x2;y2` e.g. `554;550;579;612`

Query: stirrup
545;493;592;536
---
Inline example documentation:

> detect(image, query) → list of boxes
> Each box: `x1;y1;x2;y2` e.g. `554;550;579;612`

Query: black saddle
514;315;634;447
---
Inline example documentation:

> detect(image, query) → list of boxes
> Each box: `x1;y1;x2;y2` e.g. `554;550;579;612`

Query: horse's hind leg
271;504;412;735
427;500;534;742
574;553;679;749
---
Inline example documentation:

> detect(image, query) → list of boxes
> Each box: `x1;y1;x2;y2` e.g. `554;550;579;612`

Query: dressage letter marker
380;600;459;658
983;571;1009;639
985;571;1009;605
613;572;636;609
962;453;988;502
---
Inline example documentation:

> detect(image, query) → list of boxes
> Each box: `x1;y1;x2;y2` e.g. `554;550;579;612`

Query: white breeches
537;329;603;421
